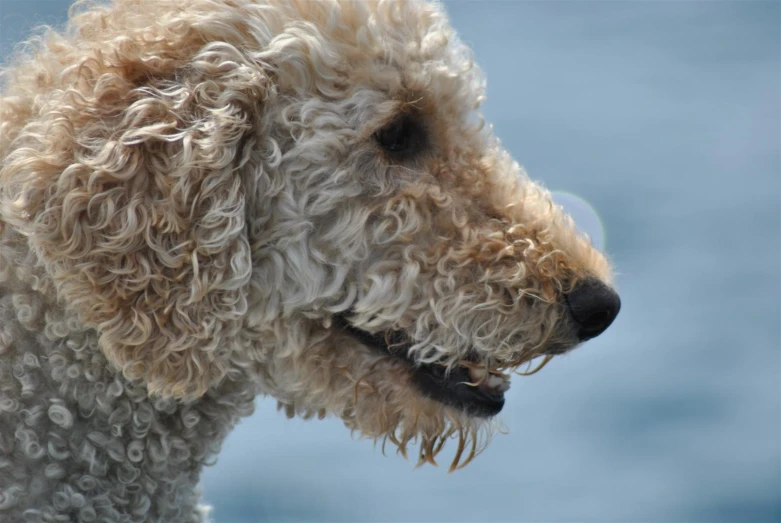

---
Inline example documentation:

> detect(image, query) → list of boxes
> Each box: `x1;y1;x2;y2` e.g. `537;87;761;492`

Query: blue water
2;1;779;521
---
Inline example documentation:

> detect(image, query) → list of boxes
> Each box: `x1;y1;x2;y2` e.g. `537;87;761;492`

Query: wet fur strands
0;0;619;521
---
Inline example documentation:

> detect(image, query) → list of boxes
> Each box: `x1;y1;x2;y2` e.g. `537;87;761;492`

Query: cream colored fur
0;0;614;521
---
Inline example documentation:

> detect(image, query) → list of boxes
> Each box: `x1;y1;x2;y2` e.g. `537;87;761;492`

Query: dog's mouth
333;315;511;417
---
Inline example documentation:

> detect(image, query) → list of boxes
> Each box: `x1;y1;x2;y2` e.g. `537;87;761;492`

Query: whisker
517;354;553;376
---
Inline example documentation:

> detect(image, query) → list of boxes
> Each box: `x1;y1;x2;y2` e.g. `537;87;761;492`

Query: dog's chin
331;315;560;418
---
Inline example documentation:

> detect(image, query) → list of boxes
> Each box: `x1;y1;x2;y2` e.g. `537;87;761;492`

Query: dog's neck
0;228;258;521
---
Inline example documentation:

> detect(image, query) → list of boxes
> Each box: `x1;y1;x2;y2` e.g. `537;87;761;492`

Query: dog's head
0;0;619;468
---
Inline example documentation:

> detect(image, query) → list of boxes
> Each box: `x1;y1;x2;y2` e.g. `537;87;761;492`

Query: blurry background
1;1;779;522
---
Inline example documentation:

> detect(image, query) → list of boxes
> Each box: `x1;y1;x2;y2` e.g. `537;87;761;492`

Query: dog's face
0;0;619;469
237;0;620;467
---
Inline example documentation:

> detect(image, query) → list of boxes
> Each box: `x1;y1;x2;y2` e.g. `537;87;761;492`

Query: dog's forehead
259;0;485;110
360;1;485;107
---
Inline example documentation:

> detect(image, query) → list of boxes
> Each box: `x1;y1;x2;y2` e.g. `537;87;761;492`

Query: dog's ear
0;42;268;398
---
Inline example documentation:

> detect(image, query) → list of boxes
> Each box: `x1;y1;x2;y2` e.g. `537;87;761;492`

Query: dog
0;0;620;520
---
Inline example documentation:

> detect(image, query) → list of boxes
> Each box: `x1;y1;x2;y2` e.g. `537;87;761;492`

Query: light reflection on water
551;191;606;251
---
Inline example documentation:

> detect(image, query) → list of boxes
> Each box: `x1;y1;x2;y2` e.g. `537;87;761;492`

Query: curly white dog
0;0;620;521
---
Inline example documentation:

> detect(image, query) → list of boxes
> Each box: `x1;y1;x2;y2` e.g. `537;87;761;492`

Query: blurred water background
1;1;779;521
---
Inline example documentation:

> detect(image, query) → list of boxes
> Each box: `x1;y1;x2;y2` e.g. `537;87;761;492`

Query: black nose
565;278;621;341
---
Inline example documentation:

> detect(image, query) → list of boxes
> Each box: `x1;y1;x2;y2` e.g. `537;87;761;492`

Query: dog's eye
374;116;425;158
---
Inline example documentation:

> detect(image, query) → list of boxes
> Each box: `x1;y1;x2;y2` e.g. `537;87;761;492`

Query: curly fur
0;0;615;520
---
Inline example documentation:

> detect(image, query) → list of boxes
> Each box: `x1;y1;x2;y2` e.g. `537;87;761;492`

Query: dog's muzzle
564;277;621;341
